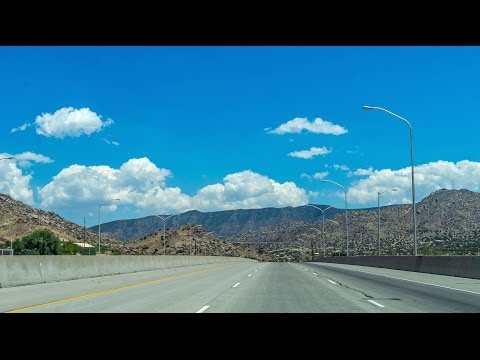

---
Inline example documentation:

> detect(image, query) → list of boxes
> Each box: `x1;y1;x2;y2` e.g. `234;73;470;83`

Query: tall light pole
306;204;335;257
321;179;349;256
377;188;398;256
156;214;177;255
1;157;15;253
98;198;120;255
363;106;418;255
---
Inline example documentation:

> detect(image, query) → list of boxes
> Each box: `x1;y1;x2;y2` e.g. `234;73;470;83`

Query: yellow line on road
6;263;234;313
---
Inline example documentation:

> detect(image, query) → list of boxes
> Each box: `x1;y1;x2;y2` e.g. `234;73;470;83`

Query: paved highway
1;261;479;313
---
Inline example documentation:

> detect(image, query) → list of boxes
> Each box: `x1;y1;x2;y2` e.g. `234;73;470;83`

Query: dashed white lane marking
196;305;210;313
328;280;337;285
248;274;253;277
316;264;480;296
233;282;240;288
304;268;308;271
368;300;385;308
312;272;318;276
255;269;258;272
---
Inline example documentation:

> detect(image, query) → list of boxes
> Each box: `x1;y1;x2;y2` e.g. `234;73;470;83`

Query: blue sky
1;46;480;226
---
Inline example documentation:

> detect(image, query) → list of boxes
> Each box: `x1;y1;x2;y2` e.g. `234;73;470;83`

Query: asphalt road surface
1;261;479;313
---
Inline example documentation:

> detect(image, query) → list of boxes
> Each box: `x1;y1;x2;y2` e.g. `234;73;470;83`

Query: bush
12;229;62;255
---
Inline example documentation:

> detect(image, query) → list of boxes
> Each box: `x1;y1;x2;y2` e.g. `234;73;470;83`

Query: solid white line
233;282;240;288
368;300;385;308
315;264;480;296
328;279;337;284
248;274;253;277
312;272;318;276
196;305;210;313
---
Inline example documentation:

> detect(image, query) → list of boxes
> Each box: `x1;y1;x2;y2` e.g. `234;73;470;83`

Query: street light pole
363;106;418;255
306;204;334;257
156;214;177;255
98;198;120;255
321;179;349;256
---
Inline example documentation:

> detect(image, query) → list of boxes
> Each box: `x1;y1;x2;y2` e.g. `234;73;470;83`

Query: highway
1;261;479;313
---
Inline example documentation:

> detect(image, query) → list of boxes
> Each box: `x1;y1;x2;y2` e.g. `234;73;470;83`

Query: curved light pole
363;106;417;255
321;179;349;256
1;157;14;253
306;204;335;257
156;214;177;255
98;198;120;255
377;188;398;256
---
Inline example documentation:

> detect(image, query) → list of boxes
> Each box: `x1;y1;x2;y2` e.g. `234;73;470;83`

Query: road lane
2;260;479;313
306;262;480;312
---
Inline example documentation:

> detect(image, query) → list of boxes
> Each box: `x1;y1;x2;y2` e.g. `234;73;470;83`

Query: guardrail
0;249;13;256
315;256;480;279
0;255;257;288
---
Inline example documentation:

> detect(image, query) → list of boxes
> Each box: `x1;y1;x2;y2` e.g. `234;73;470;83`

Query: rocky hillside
91;206;342;242
125;223;272;261
0;194;126;253
228;189;480;258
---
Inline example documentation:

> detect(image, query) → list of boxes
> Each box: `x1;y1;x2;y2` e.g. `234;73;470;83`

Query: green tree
13;229;62;255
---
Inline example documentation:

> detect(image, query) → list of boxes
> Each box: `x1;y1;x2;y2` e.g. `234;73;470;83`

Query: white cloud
313;171;329;180
347;160;480;205
268;117;348;135
192;170;308;211
301;171;329;180
104;138;120;146
288;146;332;159
38;160;308;215
11;123;32;133
333;164;350;171
352;166;374;176
0;153;34;205
38;157;172;211
28;107;114;139
14;152;54;168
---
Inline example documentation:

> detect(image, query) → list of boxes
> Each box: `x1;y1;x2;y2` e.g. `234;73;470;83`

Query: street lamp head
0;156;14;160
362;106;375;110
391;188;399;192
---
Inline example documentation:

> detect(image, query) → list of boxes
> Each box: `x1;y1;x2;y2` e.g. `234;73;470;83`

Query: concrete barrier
315;256;480;279
0;255;257;288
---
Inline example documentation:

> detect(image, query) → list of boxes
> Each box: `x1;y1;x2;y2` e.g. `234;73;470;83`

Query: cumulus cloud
12;107;114;139
347;160;480;205
268;117;348;135
192;170;308;211
14;152;54;168
288;146;332;159
38;157;172;210
38;160;308;214
0;153;34;204
11;123;32;133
